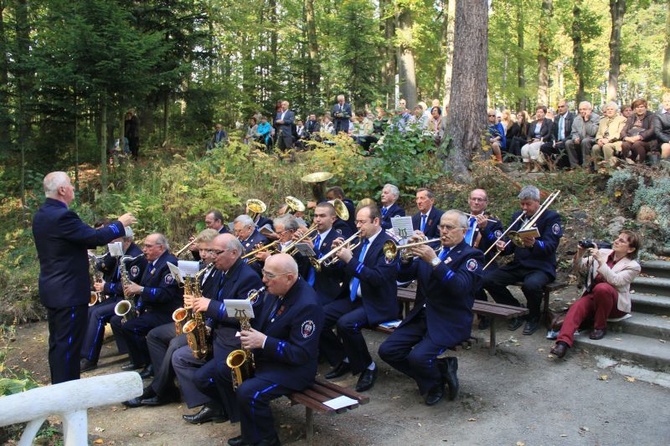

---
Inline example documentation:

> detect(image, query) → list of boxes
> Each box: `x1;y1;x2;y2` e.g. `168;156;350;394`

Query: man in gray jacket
565;101;600;170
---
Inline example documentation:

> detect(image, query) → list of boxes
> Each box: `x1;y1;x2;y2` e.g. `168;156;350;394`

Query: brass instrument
246;199;267;221
114;253;145;322
329;198;350;221
88;252;104;306
301;171;333;203
310;230;362;272
282;223;318;256
285;196;306;214
175;238;198;257
382;238;441;262
175;263;214;357
241;240;281;264
226;287;265;390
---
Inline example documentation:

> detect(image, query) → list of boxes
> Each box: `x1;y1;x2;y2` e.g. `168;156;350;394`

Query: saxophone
114;254;145;322
88;252;104;306
226;287;265;390
182;264;214;359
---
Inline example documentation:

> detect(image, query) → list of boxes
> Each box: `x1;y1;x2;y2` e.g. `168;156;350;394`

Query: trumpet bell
329;198;349;221
285;196;306;213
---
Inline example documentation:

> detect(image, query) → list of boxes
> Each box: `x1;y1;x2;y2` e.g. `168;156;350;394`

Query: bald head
263;253;299;296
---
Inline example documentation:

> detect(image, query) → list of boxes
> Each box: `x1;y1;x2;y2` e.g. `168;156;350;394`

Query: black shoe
227;436;248;446
355;368;378;392
522;319;540;335
443;357;459;401
478;316;490;330
182;405;228;424
139;364;154;379
121;362;144;371
507;317;523;331
424;383;444;406
122;396;145;408
140;394;177;406
80;359;97;373
325;361;351;380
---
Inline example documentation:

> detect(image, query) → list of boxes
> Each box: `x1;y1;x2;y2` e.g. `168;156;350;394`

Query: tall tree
397;6;417;107
515;1;527;111
380;0;397;108
304;0;320;111
537;0;553;105
664;0;670;88
0;0;10;151
443;0;488;182
571;0;602;103
440;0;455;109
608;0;626;101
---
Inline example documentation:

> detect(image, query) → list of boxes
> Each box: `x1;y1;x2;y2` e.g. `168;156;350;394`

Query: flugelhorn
382;238;441;262
310;230;361;272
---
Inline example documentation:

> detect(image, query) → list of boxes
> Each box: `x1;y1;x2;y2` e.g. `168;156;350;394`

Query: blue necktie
216;274;227;300
439;248;450;261
420;214;427;233
349;239;369;302
306;234;321;287
464;217;477;246
381;207;388;217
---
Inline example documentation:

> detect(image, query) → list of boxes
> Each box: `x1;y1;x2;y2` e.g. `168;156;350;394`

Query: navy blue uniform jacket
398;241;484;346
136;250;183;314
380;203;406;231
33;198;126;308
411;207;444;239
252;278;324;391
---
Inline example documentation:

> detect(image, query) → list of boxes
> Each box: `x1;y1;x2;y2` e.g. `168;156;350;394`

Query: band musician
379;210;484;405
379;183;406;231
412;188;444;240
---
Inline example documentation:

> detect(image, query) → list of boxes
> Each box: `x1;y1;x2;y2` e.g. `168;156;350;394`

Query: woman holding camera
550;231;641;359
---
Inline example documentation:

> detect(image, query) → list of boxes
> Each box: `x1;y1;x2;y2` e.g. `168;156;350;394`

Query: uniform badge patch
494;229;503;238
130;265;140;278
466;258;479;271
552;223;561;235
301;320;316;338
165;273;174;285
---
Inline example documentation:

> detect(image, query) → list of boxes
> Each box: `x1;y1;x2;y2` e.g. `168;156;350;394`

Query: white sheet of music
178;260;200;278
108;241;123;257
324;395;358;410
391;216;414;241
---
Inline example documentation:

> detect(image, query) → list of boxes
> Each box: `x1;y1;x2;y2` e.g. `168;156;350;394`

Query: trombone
310;230;361;272
382;238;441;262
241;240;281;264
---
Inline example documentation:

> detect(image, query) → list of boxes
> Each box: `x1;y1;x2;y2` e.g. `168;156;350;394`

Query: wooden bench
288;377;370;445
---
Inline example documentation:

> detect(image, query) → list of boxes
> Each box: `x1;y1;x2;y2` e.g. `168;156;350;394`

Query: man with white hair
33;171;136;383
565;101;601;170
592;102;627;165
332;94;352;134
379;183;405;231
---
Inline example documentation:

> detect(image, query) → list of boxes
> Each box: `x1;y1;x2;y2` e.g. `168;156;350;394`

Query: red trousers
557;282;627;347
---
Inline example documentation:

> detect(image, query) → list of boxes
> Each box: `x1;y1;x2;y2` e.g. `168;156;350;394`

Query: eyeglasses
438;224;461;231
487;114;495;117
207;249;228;256
261;270;290;279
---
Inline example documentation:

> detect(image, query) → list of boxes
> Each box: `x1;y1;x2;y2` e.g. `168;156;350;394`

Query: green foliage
606;169;639;216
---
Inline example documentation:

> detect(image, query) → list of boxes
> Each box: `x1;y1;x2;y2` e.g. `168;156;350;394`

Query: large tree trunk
100;96;108;192
572;0;586;102
0;3;10;151
537;0;553;106
14;0;32;207
516;1;526;112
397;9;417;108
304;0;320;110
443;0;488;182
441;0;456;110
380;0;396;108
608;0;626;101
663;0;670;88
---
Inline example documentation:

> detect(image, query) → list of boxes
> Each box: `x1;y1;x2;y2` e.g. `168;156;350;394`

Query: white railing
0;372;142;446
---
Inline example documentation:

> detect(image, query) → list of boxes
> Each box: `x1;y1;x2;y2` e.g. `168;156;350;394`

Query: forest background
0;1;668;336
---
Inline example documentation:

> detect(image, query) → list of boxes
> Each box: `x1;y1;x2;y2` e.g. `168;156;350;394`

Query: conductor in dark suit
411;188;444;240
379;183;406;231
379;210;484;405
32;171;136;383
332;94;352;134
223;253;324;446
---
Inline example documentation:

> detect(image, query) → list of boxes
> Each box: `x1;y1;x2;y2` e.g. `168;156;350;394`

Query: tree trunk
380;0;396;108
572;0;586;102
443;0;488;182
442;0;456;110
100;96;108;192
537;0;553;106
664;0;670;88
0;3;10;151
304;0;320;111
608;0;626;101
397;9;417;108
516;1;526;112
14;0;32;207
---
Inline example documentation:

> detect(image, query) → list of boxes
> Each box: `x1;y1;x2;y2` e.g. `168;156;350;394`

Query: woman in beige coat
550;230;641;359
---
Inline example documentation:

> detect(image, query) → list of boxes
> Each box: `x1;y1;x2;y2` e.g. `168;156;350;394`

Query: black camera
579;240;613;249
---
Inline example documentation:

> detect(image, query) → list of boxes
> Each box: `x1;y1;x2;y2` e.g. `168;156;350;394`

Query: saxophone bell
114;299;136;322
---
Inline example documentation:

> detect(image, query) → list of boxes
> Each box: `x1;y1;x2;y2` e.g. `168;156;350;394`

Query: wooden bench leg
489;321;497;355
542;288;550;328
305;406;314;445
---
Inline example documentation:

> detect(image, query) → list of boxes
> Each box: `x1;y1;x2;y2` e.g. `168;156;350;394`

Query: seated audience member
620;98;658;164
592;102;627;164
565;101;600;170
653;92;670;161
321;114;335;136
379;183;406;231
486;108;505;162
550;231;641;359
501;109;519;158
243;117;258;145
427;106;445;146
508;111;531;158
254;116;273;152
520;106;553;172
304;113;321;140
540;100;574;170
352;110;375;151
622;105;633;119
207;123;228;150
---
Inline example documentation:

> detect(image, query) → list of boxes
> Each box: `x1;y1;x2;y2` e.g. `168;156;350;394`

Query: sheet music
178;260;200;278
167;262;184;285
391;216;414;240
324;395;358;410
107;241;123;257
224;299;255;319
292;242;316;257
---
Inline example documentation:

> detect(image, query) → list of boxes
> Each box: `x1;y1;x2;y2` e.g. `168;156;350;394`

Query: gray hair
273;215;299;231
43;171;70;198
224;236;244;255
578;101;593;110
383;183;400;199
195;228;219;243
234;214;255;228
444;210;469;229
518;185;540;202
154;233;169;251
605;101;619;111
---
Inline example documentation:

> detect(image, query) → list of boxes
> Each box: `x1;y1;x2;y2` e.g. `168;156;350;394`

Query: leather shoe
227;436;249;446
122;396;144;408
139;364;154;379
325;361;351;380
443;357;459;400
80;359;97;373
140;394;175;406
522;319;540;335
121;362;144;371
550;341;568;359
182;405;228;424
355;367;377;392
589;328;606;340
424;383;444;406
507;317;523;331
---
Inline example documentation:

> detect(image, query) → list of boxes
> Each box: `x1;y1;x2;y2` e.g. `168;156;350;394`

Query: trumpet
282;223;318;255
241;240;281;264
310;230;361;272
382;238;441;262
175;238;198;257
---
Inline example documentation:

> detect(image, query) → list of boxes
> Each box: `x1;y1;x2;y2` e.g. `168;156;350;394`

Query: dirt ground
5;293;670;446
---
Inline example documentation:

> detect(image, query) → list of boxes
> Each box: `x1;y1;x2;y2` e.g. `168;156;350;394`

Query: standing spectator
653;92;670;161
332;94;352;135
33;171;136;383
566;101;600;170
620;98;657;164
274;100;295;153
124;109;140;161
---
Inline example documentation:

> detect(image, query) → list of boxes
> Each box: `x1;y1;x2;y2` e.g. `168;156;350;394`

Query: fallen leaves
598;374;609;381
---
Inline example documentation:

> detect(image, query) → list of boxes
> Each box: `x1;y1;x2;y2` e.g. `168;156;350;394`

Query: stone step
608;313;670;340
631;276;670;296
573;332;670;372
641;260;670;279
631;293;670;316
